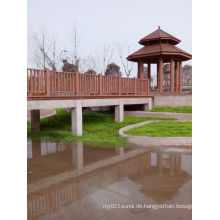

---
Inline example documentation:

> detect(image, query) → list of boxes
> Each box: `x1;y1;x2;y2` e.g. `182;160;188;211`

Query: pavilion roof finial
158;26;160;29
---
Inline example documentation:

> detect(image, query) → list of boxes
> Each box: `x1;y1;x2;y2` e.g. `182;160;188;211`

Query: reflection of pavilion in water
27;140;191;220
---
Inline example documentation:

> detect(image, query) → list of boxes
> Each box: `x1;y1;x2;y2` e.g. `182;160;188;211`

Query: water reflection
27;140;191;220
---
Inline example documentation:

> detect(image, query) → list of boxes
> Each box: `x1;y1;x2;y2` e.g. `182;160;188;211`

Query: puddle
27;140;192;220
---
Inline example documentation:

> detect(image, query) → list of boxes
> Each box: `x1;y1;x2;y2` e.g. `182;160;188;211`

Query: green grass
124;121;192;137
27;109;174;147
150;105;192;113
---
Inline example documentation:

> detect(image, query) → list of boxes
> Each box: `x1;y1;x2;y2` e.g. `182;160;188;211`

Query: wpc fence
27;68;150;97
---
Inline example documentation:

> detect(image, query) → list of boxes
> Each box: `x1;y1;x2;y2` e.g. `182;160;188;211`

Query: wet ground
27;140;192;220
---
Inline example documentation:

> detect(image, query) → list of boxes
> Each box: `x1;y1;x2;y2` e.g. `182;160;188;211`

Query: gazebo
127;26;192;94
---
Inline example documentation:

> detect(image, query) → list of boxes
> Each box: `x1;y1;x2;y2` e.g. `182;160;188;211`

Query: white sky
27;0;192;77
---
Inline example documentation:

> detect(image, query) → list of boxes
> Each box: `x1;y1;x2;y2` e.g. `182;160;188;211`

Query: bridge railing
27;68;150;97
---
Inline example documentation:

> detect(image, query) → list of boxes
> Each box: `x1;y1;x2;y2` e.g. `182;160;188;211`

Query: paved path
124;111;192;121
120;111;192;148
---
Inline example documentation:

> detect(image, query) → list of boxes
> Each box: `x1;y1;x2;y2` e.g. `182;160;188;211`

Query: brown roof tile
139;27;181;45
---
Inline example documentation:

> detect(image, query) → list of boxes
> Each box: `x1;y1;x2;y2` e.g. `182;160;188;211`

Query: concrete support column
138;60;144;79
71;102;82;135
143;98;152;111
179;61;183;94
170;58;174;93
72;142;83;170
175;61;178;92
159;58;164;93
31;110;40;131
115;104;124;122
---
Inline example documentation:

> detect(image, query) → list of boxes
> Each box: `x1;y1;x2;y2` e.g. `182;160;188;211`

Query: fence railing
27;68;150;97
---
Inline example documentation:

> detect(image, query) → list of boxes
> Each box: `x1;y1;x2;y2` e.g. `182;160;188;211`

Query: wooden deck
27;68;150;100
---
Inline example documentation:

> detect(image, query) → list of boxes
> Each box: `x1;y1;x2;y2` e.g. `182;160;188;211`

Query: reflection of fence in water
27;153;148;220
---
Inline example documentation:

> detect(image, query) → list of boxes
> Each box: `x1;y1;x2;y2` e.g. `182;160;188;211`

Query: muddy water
27;140;192;220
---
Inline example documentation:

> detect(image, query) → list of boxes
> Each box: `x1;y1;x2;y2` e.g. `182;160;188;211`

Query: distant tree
163;64;170;87
115;42;134;78
144;66;148;79
32;26;60;70
96;46;114;74
62;59;78;72
182;64;192;86
105;63;121;76
85;69;96;75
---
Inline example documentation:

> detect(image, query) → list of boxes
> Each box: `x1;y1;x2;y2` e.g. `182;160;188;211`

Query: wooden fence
27;68;150;97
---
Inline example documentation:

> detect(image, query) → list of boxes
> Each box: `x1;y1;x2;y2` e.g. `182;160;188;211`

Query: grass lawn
150;105;192;113
124;121;192;137
27;109;174;147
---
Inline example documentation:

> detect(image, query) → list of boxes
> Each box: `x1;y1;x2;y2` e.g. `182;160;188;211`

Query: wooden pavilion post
157;62;159;89
175;61;178;92
159;58;163;93
137;60;144;79
147;62;151;80
179;61;182;94
147;62;151;90
170;58;174;93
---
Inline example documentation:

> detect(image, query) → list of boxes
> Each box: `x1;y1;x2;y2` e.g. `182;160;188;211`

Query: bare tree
115;42;134;78
32;26;59;70
96;46;114;74
68;22;83;72
81;55;98;73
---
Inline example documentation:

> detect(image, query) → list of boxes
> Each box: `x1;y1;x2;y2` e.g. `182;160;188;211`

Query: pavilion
127;26;192;94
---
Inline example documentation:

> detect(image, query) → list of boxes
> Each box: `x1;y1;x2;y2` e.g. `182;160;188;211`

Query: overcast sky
27;0;192;77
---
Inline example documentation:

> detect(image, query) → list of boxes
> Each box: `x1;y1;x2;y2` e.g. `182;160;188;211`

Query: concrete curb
119;115;192;148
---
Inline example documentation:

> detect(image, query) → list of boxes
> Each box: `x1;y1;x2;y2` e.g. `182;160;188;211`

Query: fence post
45;68;50;96
134;78;137;95
118;76;121;95
147;79;150;95
75;71;79;95
99;74;103;95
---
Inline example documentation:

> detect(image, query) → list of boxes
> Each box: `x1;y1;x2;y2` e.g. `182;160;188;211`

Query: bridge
27;68;153;134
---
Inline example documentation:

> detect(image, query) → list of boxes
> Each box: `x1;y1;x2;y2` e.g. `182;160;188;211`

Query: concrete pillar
72;142;83;170
142;98;152;111
159;58;163;93
31;110;40;131
143;104;150;111
170;58;174;93
115;104;124;122
138;60;144;79
179;61;183;94
71;103;82;135
175;61;178;92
